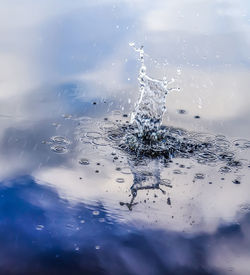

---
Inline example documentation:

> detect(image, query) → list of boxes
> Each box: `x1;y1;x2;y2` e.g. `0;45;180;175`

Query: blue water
1;175;247;275
1;1;250;274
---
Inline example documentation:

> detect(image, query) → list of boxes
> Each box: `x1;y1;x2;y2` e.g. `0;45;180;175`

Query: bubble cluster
49;136;71;154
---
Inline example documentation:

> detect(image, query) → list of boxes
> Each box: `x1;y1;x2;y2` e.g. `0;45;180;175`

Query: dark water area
1;1;250;274
1;175;250;275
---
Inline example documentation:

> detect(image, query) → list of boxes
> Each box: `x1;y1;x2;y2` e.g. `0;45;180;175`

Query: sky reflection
1;0;250;274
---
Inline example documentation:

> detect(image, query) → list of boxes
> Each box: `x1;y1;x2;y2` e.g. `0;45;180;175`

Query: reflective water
1;1;250;274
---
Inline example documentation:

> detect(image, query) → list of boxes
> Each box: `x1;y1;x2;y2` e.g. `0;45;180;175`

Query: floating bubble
93;210;100;216
177;109;186;114
50;145;68;154
219;166;232;173
116;178;125;183
107;129;125;141
120;167;132;174
196;151;218;163
233;179;241;184
194;173;205;180
161;179;172;187
79;158;89;165
36;225;44;231
173;169;182;175
218;152;234;161
50;136;71;145
227;160;242;168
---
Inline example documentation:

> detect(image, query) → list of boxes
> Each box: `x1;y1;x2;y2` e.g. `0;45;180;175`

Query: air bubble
50;145;68;154
219;166;232;173
79;158;89;165
120;167;132;174
50;136;71;145
36;225;44;231
194;173;205;180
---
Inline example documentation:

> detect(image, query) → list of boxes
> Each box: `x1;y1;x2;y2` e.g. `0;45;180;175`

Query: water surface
1;1;250;274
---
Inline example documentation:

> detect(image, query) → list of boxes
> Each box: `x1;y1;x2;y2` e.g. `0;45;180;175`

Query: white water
129;43;179;135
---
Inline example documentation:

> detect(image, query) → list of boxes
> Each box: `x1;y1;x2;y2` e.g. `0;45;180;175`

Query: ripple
120;167;132;174
50;136;71;145
36;225;44;231
161;179;172;187
86;132;102;139
214;136;231;151
92;137;110;146
194;173;205;180
233;139;250;149
112;110;122;116
240;204;250;213
50;145;68;154
219;166;232;173
218;152;234;161
196;151;218;163
173;169;182;175
193;133;215;143
107;129;125;141
79;137;92;144
116;178;125;183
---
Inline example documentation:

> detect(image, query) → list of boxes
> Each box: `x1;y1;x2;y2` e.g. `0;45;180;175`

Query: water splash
72;45;250;211
129;43;179;135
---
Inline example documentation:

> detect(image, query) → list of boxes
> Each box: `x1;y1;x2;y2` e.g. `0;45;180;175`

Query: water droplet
167;197;171;205
79;158;89;165
36;225;44;231
219;166;232;173
173;169;182;175
194;173;205;180
177;109;186;114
